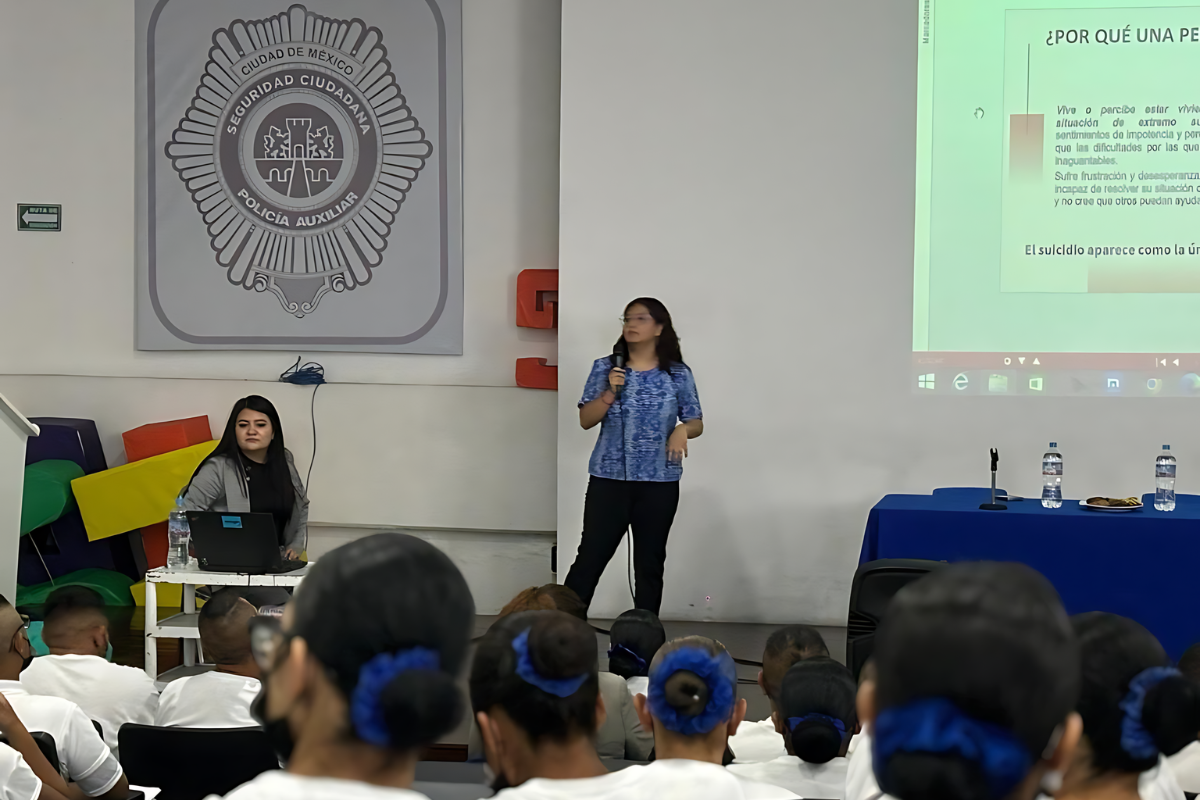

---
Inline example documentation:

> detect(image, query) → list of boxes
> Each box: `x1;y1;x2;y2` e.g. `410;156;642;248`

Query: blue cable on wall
279;357;326;487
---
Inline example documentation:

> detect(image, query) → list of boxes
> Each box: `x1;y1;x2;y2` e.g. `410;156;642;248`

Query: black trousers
564;476;680;615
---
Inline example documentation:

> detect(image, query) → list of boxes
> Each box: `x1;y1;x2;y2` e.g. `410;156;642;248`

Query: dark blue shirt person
579;359;702;482
565;298;704;615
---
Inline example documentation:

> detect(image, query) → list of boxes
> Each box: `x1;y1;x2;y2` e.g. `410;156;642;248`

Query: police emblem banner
136;0;463;352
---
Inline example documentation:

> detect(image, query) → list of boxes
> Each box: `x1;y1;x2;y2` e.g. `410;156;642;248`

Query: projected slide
913;0;1200;396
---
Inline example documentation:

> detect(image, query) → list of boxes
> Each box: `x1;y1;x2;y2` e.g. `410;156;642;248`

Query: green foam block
17;568;134;607
22;460;85;535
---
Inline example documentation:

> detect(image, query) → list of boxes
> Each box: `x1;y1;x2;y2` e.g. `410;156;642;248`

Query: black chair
1;733;145;800
0;732;59;776
847;558;947;681
411;782;494;800
118;724;278;800
415;762;489;784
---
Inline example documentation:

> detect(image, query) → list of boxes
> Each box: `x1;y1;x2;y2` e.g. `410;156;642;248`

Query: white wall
0;399;38;602
558;0;1194;625
0;0;564;603
308;525;554;613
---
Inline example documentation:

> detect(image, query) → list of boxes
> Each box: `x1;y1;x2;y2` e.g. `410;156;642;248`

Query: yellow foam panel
72;440;218;542
130;581;207;608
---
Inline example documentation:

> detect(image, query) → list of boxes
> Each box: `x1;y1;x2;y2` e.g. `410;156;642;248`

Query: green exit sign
17;204;61;232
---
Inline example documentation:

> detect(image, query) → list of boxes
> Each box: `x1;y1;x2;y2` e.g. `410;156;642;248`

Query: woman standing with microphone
564;298;703;615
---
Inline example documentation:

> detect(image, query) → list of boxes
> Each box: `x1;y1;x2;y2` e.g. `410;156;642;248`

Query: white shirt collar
0;679;27;694
42;653;108;663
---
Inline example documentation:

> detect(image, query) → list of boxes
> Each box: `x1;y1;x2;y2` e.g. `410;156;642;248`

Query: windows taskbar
913;353;1200;396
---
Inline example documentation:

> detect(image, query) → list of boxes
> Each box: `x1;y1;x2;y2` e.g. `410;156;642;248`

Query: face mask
251;682;295;764
105;641;113;663
15;634;33;672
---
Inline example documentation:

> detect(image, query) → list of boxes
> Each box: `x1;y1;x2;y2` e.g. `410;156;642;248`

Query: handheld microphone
612;341;628;396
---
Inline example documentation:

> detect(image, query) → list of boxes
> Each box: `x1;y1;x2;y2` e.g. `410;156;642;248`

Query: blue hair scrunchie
1119;666;1181;760
788;713;847;736
647;646;737;736
873;698;1033;800
608;643;648;675
349;647;441;747
512;628;589;698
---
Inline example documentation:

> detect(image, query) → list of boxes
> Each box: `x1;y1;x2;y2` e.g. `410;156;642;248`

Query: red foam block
516;358;558;390
516;269;559;329
141;522;168;570
123;416;212;463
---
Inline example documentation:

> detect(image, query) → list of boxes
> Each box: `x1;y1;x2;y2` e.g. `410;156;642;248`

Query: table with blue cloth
861;488;1200;659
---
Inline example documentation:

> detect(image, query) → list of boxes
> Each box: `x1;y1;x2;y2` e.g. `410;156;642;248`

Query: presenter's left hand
283;548;298;560
667;426;689;463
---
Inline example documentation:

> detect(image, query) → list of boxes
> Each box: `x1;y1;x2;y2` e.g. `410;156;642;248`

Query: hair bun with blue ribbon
788;713;847;736
350;647;441;747
512;628;589;698
608;643;648;675
873;697;1034;800
1120;665;1181;760
647;645;737;736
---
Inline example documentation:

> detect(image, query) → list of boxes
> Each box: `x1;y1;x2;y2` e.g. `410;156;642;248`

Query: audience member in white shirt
0;743;50;800
1056;613;1200;800
0;691;73;800
471;610;613;793
1167;741;1200;795
156;588;260;728
20;586;158;753
727;657;860;797
207;532;474;800
844;661;881;800
859;563;1082;800
492;635;796;799
605;609;665;700
0;594;129;799
729;625;830;765
1166;644;1200;794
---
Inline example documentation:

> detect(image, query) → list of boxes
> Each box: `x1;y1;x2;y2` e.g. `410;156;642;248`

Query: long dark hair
614;297;685;373
188;395;294;506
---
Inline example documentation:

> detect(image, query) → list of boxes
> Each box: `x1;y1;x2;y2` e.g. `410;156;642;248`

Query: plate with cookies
1079;497;1143;512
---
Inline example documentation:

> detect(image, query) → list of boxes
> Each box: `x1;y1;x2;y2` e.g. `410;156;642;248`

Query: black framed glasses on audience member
10;615;29;653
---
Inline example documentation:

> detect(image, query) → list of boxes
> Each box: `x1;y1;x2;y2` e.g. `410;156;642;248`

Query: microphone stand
979;448;1007;511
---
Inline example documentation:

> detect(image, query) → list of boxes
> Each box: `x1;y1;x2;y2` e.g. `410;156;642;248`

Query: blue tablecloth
862;488;1200;659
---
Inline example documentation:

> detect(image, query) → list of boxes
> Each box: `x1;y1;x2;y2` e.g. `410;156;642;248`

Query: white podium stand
0;393;39;603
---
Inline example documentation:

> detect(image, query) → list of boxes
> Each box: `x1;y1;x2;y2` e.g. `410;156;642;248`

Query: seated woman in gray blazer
182;395;309;559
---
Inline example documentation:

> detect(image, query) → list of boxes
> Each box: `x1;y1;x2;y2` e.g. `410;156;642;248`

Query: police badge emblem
164;4;432;317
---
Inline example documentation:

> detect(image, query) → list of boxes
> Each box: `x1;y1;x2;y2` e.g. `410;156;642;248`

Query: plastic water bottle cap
1049;442;1057;448
1164;445;1171;451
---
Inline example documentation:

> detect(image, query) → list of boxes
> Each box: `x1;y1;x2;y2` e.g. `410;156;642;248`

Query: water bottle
1155;445;1177;512
167;496;191;568
1041;443;1063;509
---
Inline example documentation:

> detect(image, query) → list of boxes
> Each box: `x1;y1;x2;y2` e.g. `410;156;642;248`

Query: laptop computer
186;511;306;574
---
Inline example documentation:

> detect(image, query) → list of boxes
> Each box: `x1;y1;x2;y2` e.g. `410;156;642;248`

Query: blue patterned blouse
579;357;703;482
